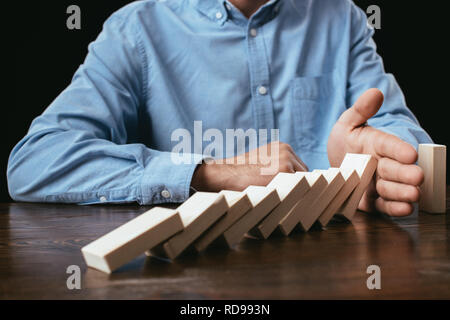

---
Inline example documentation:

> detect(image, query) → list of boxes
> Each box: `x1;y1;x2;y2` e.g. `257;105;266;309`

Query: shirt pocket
289;71;339;151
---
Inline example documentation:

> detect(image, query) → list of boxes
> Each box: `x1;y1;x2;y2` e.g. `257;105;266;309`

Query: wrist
191;161;216;192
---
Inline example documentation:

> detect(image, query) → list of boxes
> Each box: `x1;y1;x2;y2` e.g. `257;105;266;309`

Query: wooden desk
1;188;449;299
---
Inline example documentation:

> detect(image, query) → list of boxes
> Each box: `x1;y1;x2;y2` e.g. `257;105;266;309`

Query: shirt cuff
139;151;206;205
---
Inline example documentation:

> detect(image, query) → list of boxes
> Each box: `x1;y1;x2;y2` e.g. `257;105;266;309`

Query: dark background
5;1;449;202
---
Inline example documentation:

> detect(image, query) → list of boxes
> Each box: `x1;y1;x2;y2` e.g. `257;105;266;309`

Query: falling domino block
279;172;328;235
418;144;447;213
223;186;280;248
337;154;377;220
252;172;310;239
194;191;253;252
81;207;183;274
294;169;345;231
155;192;228;259
317;168;360;227
294;168;347;230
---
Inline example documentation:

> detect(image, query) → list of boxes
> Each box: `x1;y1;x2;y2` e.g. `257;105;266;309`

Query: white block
338;153;377;220
297;168;347;230
223;186;280;247
253;172;310;239
82;207;183;274
194;191;252;251
317;168;360;227
279;172;328;235
159;192;228;259
418;144;446;213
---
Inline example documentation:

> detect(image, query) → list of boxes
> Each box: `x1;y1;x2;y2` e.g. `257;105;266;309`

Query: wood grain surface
1;188;449;299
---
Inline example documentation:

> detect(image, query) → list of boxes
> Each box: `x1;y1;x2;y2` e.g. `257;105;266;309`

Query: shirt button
258;86;268;95
99;196;107;203
250;28;257;37
215;12;223;19
225;3;231;10
161;190;171;199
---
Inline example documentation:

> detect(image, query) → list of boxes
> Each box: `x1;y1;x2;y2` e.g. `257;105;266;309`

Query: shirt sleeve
346;2;433;150
7;13;203;205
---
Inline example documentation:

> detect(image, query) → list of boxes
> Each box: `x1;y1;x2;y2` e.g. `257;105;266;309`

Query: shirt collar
192;0;283;26
191;0;229;25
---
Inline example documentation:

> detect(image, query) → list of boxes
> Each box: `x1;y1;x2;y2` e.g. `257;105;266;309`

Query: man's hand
328;88;424;216
191;142;308;192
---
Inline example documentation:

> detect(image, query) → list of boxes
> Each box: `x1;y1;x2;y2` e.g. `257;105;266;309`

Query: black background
5;1;449;202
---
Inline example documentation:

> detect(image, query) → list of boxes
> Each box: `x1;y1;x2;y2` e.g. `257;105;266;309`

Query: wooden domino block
159;192;229;259
223;186;280;248
194;191;252;252
295;168;346;230
279;172;328;235
338;153;377;220
81;207;183;274
418;144;447;213
253;172;310;239
317;168;360;227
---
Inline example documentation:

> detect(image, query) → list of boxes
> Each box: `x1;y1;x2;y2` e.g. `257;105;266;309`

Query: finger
287;148;308;171
285;152;305;172
376;179;421;203
291;158;306;172
299;161;308;171
377;158;424;186
373;131;418;164
375;197;414;217
292;155;308;171
279;143;308;171
278;161;296;173
358;179;378;212
338;88;384;128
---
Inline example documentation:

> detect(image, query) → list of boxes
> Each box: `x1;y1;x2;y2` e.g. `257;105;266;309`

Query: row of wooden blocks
82;153;377;273
82;144;446;274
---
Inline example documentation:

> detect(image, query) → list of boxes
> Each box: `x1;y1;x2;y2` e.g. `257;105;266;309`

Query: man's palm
328;89;423;216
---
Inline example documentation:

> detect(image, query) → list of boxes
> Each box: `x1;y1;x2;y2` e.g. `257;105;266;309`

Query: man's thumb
338;88;384;128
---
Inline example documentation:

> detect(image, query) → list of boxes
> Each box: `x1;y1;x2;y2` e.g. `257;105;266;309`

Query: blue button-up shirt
8;0;432;204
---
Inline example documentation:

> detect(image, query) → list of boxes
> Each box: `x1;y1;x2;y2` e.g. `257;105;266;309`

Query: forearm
7;128;203;205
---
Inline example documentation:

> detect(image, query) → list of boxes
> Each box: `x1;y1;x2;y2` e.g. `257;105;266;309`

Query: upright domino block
317;168;360;227
418;144;447;213
158;192;229;259
223;186;280;248
194;191;252;252
253;172;310;239
338;153;377;220
279;172;328;235
81;207;183;274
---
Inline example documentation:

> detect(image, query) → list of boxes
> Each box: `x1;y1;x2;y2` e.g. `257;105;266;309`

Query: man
8;0;431;216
